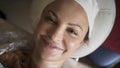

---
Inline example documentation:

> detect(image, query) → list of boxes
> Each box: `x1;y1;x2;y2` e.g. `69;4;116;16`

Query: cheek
36;22;48;34
35;20;52;38
62;32;86;55
64;38;82;53
34;21;50;47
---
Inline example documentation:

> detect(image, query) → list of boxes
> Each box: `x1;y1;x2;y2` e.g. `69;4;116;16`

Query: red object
103;0;120;54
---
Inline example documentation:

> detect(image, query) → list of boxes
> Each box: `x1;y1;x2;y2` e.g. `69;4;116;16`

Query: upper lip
42;35;65;51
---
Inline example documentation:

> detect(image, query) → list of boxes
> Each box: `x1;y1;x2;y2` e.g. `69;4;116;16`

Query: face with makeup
34;0;88;62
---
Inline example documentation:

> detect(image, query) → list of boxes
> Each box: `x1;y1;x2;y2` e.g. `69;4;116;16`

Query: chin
39;47;64;61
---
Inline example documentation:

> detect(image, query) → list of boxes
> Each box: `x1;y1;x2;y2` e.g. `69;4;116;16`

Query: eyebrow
47;10;83;31
47;10;58;19
68;23;83;31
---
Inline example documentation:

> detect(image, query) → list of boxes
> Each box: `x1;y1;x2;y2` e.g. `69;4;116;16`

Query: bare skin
32;0;88;68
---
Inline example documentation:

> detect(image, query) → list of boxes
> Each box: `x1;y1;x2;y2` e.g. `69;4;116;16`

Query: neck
31;51;64;68
35;60;62;68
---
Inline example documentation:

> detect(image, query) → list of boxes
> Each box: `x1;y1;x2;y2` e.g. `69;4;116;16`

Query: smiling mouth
41;35;65;51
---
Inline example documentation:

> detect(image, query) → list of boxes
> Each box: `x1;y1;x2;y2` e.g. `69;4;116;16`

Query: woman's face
34;0;88;62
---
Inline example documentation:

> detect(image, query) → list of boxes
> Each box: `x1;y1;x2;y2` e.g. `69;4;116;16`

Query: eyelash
45;16;56;24
67;28;78;36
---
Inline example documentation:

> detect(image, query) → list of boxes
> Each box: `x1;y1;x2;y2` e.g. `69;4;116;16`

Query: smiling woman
32;0;98;68
0;0;100;68
32;0;99;59
34;0;89;63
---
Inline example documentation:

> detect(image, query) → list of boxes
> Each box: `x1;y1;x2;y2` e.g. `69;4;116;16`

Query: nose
48;26;64;42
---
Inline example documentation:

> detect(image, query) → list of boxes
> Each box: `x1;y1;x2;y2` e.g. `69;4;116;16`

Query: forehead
44;0;87;21
44;0;88;26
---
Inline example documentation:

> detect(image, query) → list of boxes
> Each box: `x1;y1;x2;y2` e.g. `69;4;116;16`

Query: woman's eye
45;16;55;24
67;28;78;36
